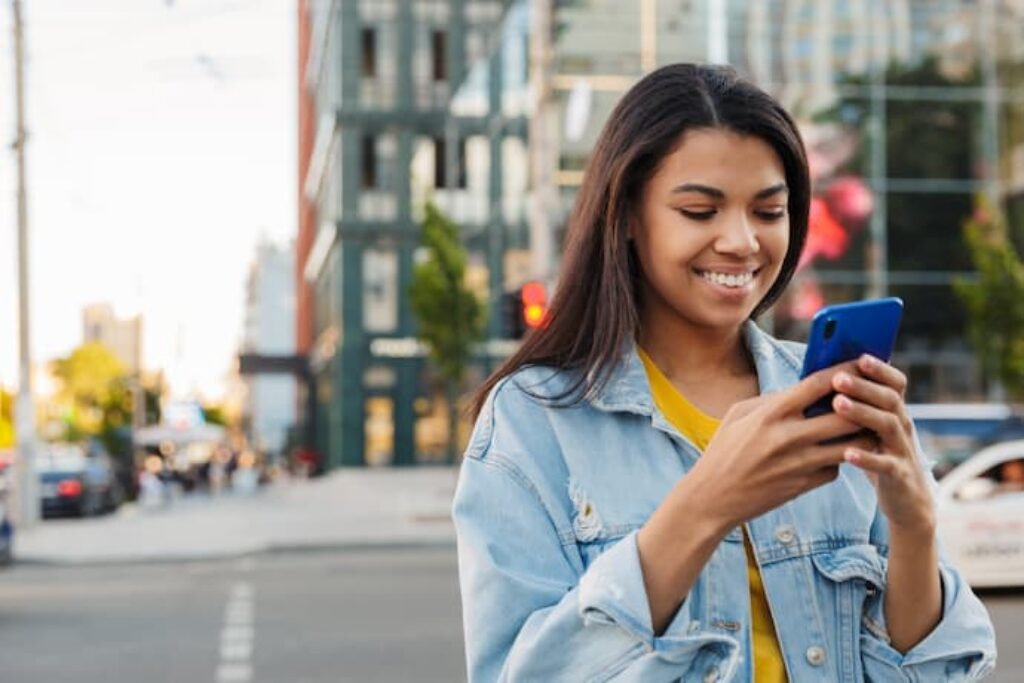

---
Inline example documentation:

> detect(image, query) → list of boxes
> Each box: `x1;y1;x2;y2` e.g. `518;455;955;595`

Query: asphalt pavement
0;546;1021;682
0;547;464;683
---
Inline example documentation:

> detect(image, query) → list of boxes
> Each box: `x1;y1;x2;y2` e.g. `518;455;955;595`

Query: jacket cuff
861;563;997;679
577;531;740;673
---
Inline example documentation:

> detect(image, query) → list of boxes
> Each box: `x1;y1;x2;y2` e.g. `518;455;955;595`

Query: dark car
38;442;123;518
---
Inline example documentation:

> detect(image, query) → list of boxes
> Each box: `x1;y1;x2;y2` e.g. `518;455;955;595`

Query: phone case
800;297;904;417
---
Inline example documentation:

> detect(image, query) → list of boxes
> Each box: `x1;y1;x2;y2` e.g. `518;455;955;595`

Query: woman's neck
637;315;753;386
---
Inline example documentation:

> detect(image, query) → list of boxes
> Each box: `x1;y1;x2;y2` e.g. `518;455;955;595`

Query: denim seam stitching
478;450;577;548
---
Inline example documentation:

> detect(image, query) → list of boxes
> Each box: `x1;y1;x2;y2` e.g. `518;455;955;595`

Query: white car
936;439;1024;587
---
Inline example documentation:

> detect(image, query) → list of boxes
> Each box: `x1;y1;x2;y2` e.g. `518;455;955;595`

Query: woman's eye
678;209;716;221
755;209;786;221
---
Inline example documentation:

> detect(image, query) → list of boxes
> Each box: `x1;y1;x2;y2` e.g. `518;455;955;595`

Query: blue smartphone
800;297;904;417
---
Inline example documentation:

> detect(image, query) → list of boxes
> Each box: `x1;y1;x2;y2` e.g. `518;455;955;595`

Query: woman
453;64;996;682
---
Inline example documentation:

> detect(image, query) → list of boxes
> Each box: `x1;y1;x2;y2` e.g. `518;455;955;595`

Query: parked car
908;403;1024;478
936;439;1024;587
38;442;123;518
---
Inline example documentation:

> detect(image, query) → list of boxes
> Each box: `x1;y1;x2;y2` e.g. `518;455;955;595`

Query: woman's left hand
831;355;936;536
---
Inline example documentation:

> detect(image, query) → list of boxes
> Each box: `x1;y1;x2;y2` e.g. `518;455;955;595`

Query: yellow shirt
639;348;788;683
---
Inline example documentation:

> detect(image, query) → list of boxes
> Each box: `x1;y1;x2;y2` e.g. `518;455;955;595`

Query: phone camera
823;318;837;340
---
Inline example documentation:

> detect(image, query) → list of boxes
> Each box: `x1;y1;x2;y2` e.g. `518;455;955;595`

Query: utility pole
528;0;555;284
12;0;39;527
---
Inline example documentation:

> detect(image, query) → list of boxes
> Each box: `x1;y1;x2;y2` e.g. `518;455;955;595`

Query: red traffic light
521;281;547;329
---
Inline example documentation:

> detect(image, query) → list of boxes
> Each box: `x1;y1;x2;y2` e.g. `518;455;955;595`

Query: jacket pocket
576;525;640;570
810;543;888;682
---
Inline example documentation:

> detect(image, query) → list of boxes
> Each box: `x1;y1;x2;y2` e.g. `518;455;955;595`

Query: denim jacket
453;321;997;682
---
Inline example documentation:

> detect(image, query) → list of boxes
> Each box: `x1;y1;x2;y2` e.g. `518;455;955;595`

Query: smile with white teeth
700;270;755;288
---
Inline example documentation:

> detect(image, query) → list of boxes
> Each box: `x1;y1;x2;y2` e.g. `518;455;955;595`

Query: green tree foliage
409;202;487;461
954;199;1024;400
202;404;229;427
51;342;127;437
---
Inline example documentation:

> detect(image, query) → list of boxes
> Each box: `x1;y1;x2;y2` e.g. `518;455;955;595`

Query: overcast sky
0;0;296;400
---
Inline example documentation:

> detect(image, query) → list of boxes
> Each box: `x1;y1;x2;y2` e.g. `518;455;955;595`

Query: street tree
954;199;1024;400
410;202;487;463
51;342;127;438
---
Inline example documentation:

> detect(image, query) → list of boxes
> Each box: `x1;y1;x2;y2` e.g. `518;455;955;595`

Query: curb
7;536;458;569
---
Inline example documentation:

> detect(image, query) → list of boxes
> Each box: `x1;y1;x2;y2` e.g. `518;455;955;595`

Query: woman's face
631;128;791;334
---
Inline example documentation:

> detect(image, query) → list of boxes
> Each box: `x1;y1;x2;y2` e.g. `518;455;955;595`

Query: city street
0;545;1021;682
0;547;465;683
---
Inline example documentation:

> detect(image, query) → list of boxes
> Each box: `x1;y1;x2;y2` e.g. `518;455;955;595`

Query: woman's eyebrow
670;182;788;200
670;182;724;198
754;183;789;200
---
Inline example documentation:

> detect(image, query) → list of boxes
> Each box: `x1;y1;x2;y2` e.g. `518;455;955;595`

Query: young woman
453;64;996;682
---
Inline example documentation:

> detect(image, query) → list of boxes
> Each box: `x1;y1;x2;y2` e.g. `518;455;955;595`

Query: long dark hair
471;63;810;418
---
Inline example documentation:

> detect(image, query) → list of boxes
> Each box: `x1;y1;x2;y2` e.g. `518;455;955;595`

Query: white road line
216;663;252;683
217;580;255;683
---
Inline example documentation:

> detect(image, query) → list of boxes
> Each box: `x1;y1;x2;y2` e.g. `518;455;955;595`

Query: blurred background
0;1;1023;681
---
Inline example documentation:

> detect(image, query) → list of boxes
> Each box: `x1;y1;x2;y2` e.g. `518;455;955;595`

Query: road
0;547;464;683
0;547;1020;682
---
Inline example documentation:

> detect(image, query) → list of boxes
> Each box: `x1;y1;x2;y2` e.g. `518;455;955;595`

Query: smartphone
800;297;904;417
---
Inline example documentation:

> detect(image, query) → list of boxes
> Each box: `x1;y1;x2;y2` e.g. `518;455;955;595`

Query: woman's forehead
652;129;786;193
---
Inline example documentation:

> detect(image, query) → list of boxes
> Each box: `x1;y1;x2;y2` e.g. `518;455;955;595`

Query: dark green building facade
300;0;530;467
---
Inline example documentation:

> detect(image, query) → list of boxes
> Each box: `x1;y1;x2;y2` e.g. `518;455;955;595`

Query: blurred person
138;455;167;509
997;459;1024;494
452;64;996;682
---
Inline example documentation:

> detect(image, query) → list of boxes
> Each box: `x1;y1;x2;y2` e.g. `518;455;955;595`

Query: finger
723;395;763;422
857;355;908;397
781;411;861;447
797;434;877;470
832;371;902;413
833;395;912;452
776;360;862;416
843;447;901;477
802;465;841;492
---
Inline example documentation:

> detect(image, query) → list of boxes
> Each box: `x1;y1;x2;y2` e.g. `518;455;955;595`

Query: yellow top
639;347;788;683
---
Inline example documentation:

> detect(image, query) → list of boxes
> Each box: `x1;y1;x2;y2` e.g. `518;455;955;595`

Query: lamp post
11;0;39;527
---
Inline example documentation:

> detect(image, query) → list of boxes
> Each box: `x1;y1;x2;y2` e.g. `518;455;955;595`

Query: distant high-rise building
242;240;297;457
82;304;143;375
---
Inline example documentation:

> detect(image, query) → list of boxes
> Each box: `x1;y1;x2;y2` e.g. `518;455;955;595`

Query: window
431;30;447;81
361;135;377;189
363;248;398;333
361;27;377;78
434;137;467;189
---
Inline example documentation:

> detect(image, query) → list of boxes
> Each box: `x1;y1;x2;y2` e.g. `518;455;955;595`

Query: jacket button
774;525;795;544
806;645;826;666
703;666;720;683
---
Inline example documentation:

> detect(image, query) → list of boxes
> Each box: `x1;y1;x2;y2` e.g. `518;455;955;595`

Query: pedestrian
452;64;996;682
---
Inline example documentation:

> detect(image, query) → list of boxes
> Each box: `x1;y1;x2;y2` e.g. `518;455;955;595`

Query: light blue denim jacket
453;322;997;682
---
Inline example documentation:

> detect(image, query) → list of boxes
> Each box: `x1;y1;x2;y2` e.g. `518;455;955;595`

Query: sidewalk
12;466;459;565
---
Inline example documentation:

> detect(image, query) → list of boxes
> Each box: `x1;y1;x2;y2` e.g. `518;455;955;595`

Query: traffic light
521;281;547;330
503;282;548;339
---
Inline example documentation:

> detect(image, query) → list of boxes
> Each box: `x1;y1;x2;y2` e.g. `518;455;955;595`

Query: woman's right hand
638;361;877;634
683;360;877;533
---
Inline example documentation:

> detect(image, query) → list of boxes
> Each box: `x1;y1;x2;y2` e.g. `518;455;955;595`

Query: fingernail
835;395;852;411
861;354;877;369
844;449;860;462
835;373;851;389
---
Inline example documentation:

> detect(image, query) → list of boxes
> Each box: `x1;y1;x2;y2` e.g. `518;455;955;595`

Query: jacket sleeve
861;439;997;681
452;450;740;683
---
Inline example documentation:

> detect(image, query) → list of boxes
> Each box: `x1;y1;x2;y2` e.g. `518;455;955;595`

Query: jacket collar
588;320;804;417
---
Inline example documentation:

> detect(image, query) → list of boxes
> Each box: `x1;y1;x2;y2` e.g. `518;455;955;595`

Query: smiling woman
453;64;997;683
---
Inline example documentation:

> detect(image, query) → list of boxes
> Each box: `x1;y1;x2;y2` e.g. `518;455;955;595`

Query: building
297;0;527;468
82;304;143;375
241;240;297;458
297;1;1024;469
